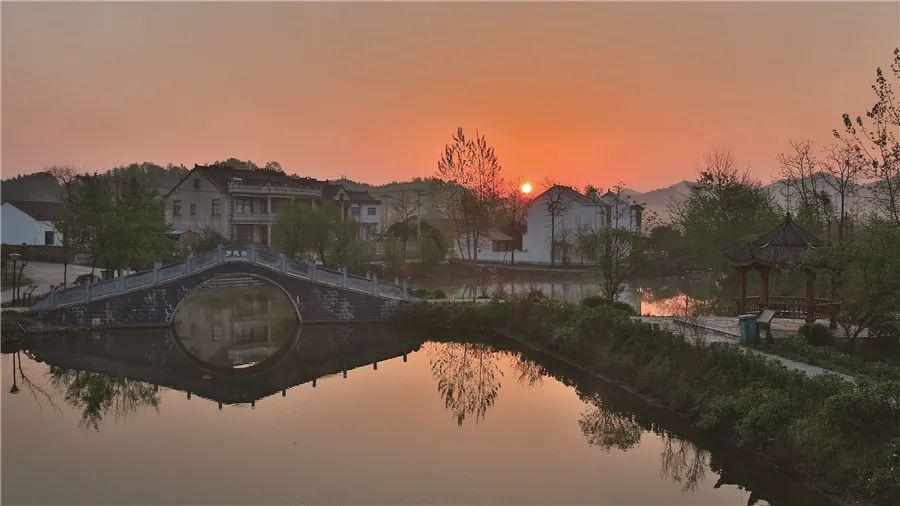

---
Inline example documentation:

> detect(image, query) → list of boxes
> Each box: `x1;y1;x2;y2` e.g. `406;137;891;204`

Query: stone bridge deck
32;245;422;327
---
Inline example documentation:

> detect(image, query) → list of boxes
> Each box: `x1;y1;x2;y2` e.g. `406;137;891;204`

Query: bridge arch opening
171;273;301;372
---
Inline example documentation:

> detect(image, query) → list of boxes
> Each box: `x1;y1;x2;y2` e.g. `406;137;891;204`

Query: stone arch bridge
32;245;422;327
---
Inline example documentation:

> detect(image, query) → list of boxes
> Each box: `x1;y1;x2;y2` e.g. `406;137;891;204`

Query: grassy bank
396;295;900;503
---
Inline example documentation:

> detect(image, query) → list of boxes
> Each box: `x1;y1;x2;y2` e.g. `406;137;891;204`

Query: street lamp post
8;253;21;306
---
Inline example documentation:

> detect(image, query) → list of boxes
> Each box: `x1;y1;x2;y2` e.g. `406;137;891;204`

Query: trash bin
738;314;759;345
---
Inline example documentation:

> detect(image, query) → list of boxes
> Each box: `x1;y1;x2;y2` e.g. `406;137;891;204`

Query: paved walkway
1;261;95;304
641;316;855;382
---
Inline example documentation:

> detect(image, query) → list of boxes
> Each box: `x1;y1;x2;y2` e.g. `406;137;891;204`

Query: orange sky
2;2;897;191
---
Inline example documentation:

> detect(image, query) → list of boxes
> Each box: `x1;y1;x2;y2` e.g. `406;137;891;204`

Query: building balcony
231;211;277;224
226;181;320;198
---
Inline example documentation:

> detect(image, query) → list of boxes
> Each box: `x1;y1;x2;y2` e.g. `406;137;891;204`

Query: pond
416;270;718;316
1;280;831;504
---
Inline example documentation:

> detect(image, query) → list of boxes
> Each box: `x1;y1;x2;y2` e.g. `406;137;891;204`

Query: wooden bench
758;309;776;342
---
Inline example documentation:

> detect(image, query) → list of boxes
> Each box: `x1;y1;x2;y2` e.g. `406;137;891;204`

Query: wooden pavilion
723;213;840;324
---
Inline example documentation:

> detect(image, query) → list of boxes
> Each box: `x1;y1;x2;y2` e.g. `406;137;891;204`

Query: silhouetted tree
435;127;504;264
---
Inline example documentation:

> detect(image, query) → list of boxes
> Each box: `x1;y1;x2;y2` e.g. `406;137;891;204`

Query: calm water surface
2;280;831;505
417;272;715;316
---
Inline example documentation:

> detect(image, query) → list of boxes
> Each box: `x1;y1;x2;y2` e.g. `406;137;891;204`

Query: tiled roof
348;190;381;205
194;165;323;192
723;213;824;266
3;200;68;222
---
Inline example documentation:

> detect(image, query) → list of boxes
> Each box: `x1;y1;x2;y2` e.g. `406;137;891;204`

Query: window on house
190;204;197;215
235;198;252;214
211;199;221;215
173;200;182;216
350;207;361;217
44;231;55;245
367;207;377;216
193;178;200;190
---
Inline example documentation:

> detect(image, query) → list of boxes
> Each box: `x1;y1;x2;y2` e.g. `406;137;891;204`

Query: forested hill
0;172;61;201
1;163;189;202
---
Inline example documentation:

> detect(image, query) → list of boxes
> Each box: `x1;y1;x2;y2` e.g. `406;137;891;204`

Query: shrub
800;323;833;346
609;301;637;315
552;325;581;354
868;320;900;350
581;295;635;315
431;289;447;299
581;294;605;308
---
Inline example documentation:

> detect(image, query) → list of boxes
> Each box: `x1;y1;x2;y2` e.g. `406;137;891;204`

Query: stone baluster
309;262;317;281
249;243;258;263
341;266;348;288
216;244;224;264
118;274;127;292
84;282;92;302
401;279;408;298
370;273;378;294
280;252;288;272
152;261;161;285
185;252;194;273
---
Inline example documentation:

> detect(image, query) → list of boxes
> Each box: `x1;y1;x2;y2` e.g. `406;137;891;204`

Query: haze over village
1;2;899;506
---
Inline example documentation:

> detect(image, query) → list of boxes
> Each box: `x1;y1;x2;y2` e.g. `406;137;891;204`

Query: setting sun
520;182;533;194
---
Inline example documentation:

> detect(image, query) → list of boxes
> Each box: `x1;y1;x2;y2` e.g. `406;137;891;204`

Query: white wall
1;203;62;246
165;172;230;238
517;191;638;264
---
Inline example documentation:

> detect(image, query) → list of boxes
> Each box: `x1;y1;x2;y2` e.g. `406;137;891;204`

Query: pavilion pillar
759;267;770;307
737;266;747;314
805;271;816;323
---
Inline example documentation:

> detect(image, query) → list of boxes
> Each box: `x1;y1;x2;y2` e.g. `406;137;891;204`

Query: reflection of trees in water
578;396;643;451
427;342;504;426
5;351;61;413
578;392;709;492
658;432;709;492
49;367;160;431
509;353;544;388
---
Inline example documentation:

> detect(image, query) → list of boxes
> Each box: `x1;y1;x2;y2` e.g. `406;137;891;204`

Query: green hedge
397;297;900;503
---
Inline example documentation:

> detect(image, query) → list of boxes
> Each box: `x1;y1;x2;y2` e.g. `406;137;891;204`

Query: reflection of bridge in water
26;325;424;406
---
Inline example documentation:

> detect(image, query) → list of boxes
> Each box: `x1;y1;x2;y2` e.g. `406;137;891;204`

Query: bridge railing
33;243;421;311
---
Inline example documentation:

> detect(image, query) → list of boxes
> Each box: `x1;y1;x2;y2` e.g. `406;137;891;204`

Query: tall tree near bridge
435;127;503;264
50;166;84;286
274;201;363;270
55;173;169;278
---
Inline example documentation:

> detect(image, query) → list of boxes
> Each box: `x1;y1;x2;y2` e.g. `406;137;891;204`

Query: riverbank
0;310;76;352
395;297;900;504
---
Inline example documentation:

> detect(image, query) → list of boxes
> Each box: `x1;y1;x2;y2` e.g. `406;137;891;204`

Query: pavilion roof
723;213;824;267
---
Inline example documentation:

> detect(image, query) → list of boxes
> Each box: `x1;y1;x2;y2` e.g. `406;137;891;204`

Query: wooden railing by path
733;295;841;322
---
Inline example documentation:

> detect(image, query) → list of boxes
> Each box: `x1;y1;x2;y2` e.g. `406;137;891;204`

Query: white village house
1;200;67;246
475;185;643;264
164;165;383;246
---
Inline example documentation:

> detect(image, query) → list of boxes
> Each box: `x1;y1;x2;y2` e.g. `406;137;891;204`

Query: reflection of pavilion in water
25;325;423;407
173;278;299;369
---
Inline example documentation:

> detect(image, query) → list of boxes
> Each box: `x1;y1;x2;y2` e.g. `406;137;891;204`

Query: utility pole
8;253;21;305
